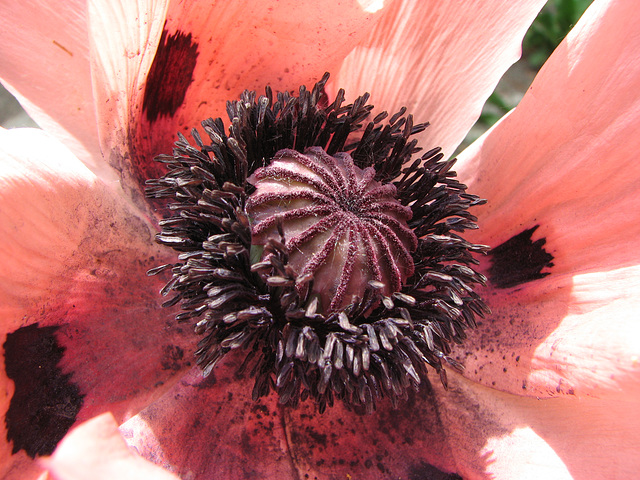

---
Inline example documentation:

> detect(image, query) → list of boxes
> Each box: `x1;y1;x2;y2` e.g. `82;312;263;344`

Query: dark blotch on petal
161;344;185;372
488;225;554;289
143;28;199;123
409;461;462;480
3;323;84;457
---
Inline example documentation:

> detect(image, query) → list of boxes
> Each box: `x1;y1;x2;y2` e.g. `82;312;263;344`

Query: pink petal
124;362;640;479
333;0;548;158
121;359;462;479
0;2;114;182
88;0;388;205
120;365;299;479
0;128;98;326
434;372;640;479
0;128;192;472
41;413;178;480
452;0;640;398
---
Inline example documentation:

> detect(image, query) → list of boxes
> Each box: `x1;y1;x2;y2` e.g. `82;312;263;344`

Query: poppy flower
1;0;639;479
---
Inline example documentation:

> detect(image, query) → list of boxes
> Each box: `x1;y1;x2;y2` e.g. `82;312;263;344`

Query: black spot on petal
143;28;199;123
488;225;554;289
4;323;84;457
409;461;463;480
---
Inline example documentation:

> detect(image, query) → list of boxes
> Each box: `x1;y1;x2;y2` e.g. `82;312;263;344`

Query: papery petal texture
0;129;192;478
434;372;640;479
0;1;112;181
5;1;635;479
334;0;548;158
120;359;462;480
454;0;640;399
41;413;179;480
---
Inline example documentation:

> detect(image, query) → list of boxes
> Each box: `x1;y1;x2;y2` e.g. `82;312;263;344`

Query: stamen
146;73;489;413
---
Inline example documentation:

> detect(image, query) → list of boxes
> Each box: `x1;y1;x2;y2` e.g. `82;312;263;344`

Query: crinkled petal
119;365;298;479
0;128;191;478
0;2;115;182
41;413;178;480
124;363;639;479
121;359;463;479
88;0;388;208
333;0;547;158
434;372;640;479
453;0;640;398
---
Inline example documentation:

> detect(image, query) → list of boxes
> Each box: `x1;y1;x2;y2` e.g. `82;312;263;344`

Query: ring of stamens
146;73;489;413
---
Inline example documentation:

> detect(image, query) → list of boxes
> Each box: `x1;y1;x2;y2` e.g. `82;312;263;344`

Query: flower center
146;73;490;413
247;147;417;314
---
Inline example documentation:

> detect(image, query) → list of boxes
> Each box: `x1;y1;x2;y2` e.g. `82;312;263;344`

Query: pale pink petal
41;413;178;480
452;0;640;398
0;2;115;182
333;0;547;159
121;359;461;479
0;127;97;324
0;128;191;475
88;0;389;206
434;372;640;479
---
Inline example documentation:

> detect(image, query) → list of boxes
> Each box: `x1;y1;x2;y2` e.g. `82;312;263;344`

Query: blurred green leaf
524;0;593;68
457;0;594;154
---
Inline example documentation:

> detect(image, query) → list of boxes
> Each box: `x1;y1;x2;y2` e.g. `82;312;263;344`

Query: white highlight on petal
529;265;640;396
0;1;112;180
41;413;179;480
357;0;385;13
0;128;96;324
482;427;571;480
434;371;640;479
119;416;171;470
